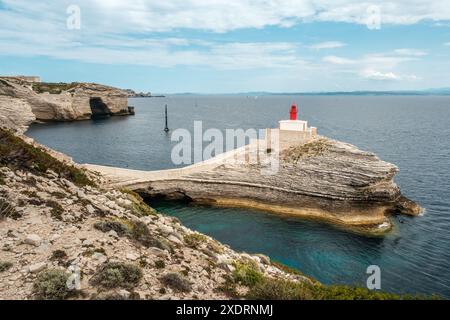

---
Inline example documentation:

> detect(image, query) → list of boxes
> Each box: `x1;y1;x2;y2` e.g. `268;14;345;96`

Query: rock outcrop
88;137;421;234
0;95;35;133
0;77;132;124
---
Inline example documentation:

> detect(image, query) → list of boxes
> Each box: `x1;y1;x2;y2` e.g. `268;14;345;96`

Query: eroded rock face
0;95;35;133
138;137;421;233
0;77;131;124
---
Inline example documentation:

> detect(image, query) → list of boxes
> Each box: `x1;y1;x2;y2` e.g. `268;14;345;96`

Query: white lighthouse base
279;120;308;132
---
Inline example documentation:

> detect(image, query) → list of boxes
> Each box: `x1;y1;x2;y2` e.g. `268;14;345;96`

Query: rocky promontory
89;137;421;235
0;77;133;132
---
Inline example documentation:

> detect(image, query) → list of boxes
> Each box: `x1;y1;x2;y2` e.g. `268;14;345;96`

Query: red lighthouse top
290;103;298;120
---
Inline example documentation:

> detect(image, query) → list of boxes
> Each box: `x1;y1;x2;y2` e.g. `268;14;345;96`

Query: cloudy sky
1;0;450;93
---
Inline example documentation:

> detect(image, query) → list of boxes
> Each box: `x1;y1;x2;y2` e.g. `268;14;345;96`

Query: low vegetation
50;250;68;264
0;128;93;187
46;200;64;220
0;197;20;220
33;269;75;300
31;82;79;94
154;260;165;269
232;261;264;287
120;188;156;217
247;277;315;300
222;258;425;300
0;261;13;272
94;219;129;237
282;138;332;163
184;233;207;248
90;262;143;290
93;218;172;251
160;273;192;293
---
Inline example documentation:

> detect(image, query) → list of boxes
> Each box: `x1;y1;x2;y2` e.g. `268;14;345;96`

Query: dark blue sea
26;95;450;298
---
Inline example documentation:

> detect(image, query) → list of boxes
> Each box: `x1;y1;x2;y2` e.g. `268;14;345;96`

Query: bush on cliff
247;278;314;300
0;128;93;187
0;197;20;220
160;273;192;293
90;262;143;289
232;261;264;287
0;261;13;272
184;233;207;248
94;219;130;237
33;269;75;300
120;188;156;217
31;82;79;94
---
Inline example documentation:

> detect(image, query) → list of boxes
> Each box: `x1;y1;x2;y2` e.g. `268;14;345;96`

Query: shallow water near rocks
27;95;450;297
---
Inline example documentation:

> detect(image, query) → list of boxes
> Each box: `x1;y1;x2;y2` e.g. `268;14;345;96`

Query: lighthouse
290;102;298;120
265;100;318;150
278;101;315;133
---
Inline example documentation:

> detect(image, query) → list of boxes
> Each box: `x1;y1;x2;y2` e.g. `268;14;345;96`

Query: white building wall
279;120;308;132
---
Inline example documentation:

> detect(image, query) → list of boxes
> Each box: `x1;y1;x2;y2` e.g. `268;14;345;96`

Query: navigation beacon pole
164;104;170;133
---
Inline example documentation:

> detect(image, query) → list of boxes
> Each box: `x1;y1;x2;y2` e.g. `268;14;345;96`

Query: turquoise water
26;95;450;297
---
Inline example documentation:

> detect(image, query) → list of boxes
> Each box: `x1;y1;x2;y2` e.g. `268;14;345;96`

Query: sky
1;0;450;93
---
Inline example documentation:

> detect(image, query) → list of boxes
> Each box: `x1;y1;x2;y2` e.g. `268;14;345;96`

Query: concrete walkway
83;141;260;188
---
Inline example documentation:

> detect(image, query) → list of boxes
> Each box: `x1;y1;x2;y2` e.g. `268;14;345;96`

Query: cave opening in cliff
89;97;112;119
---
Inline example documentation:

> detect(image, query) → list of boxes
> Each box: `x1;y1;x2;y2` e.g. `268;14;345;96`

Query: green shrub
51;191;66;199
0;173;5;185
0;197;20;220
0;128;93;187
232;261;264;287
246;278;428;300
0;261;13;272
184;233;207;248
90;262;143;289
154;260;165;269
50;250;68;261
32;82;79;94
94;218;171;251
160;273;192;293
129;220;171;251
33;269;73;300
247;278;314;300
46;200;64;220
310;285;424;300
93;291;141;300
120;188;155;217
94;219;130;237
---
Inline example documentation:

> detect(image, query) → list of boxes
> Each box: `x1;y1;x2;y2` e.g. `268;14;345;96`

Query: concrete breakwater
85;135;422;235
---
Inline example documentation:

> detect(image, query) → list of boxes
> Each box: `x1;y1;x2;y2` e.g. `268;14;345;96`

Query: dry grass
282;138;332;163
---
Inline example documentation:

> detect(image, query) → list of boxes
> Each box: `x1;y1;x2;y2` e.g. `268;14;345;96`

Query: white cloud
361;69;421;81
323;51;424;82
2;0;450;35
0;0;433;84
323;55;356;64
309;41;346;50
394;48;427;56
444;42;450;46
361;69;401;81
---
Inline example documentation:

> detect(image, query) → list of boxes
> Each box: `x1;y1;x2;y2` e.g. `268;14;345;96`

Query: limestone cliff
0;95;36;134
114;137;422;234
0;77;132;124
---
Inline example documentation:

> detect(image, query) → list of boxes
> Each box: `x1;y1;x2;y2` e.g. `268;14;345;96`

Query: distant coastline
166;88;450;96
